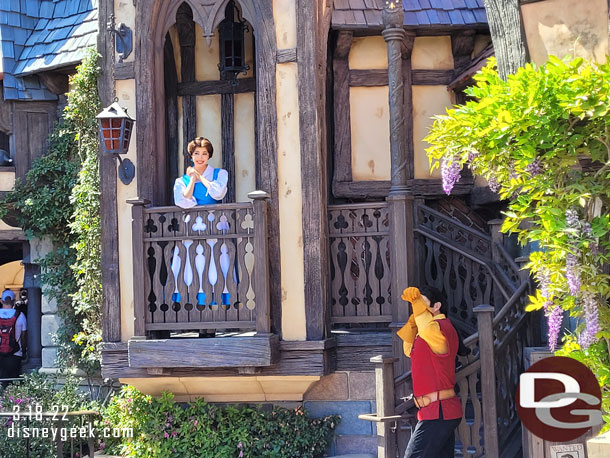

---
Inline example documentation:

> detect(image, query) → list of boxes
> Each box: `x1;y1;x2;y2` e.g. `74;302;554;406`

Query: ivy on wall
0;48;102;374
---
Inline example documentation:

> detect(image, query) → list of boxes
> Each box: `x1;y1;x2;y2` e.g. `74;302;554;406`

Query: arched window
162;1;256;204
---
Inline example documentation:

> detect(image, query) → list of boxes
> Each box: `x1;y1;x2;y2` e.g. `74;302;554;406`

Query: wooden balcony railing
129;191;271;337
328;202;392;327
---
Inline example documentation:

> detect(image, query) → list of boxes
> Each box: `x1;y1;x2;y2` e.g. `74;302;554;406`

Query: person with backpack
0;289;27;388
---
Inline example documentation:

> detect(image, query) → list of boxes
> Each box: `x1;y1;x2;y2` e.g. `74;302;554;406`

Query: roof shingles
1;0;98;100
332;0;487;28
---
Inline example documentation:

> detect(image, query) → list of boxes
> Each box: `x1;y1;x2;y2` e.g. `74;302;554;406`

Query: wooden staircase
360;203;537;458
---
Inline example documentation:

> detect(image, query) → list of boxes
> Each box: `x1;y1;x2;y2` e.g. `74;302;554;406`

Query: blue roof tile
0;12;9;25
9;0;20;13
448;9;464;24
335;0;487;27
416;10;430;25
39;1;54;18
8;12;20;27
4;88;19;99
2;41;14;58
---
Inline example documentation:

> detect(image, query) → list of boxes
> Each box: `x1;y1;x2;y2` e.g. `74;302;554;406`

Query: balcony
127;191;277;370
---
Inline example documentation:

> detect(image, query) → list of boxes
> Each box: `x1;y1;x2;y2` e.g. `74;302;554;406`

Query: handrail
414;226;511;301
143;202;253;213
496;244;520;276
416;204;492;243
393;281;528;389
328;202;389;211
492;281;529;327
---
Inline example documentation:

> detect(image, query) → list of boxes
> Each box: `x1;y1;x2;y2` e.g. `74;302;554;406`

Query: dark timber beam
98;0;121;342
177;78;256;96
298;0;329;341
451;29;476;73
332;31;353;187
177;3;196;170
483;0;528;78
221;93;236;203
164;33;179;201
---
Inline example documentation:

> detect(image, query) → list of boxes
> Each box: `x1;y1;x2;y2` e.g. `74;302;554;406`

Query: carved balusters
139;205;259;332
328;204;391;326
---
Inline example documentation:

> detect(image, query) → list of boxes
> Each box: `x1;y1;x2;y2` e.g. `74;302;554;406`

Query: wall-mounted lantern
218;0;250;84
96;101;135;185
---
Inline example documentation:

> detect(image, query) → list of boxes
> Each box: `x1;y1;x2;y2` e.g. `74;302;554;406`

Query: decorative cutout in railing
416;205;492;258
141;204;258;332
417;234;494;335
328;203;391;326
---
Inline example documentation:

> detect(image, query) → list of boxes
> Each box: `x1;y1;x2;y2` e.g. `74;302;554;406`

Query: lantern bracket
116;155;135;185
107;15;133;63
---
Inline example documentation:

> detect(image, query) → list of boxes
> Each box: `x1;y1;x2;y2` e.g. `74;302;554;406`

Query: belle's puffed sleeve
401;287;448;355
207;168;229;201
173;177;197;209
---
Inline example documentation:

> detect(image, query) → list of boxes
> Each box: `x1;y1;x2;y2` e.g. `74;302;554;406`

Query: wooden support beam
128;335;280;368
164;33;179;200
177;3;196;170
451;30;476;73
332;31;353;185
114;62;135;80
276;48;297;63
177;78;256;96
98;0;121;342
348;69;455;86
483;0;528;78
298;0;329;341
221;93;236;203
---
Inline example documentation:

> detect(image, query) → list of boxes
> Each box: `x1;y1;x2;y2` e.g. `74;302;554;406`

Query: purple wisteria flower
578;292;599;349
546;303;563;352
525;158;543;177
441;156;461;195
566;209;579;229
467;149;479;162
487;175;500;193
565;253;581;295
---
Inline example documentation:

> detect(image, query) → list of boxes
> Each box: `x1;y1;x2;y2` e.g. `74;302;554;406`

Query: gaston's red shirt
410;317;462;421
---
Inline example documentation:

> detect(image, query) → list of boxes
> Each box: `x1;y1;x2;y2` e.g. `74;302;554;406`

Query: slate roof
0;0;98;100
332;0;488;29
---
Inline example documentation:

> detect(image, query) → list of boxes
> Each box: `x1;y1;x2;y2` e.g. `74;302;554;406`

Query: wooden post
128;198;150;338
382;5;408;194
488;218;504;311
474;304;499;458
482;0;528;79
249;191;271;334
371;356;398;458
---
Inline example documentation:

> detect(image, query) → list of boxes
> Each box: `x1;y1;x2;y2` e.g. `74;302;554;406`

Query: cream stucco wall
195;24;220;81
412;36;454;70
412;85;453;179
0;170;15;191
234;92;256;202
0;220;19;231
349;36;388;70
473;34;492;58
273;0;297;49
195;95;223;169
115;79;138;342
276;63;306;341
349;86;391;181
522;0;609;65
114;0;135;63
120;375;320;402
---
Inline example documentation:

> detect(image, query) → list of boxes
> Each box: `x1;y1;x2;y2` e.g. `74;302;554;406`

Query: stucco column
382;4;407;194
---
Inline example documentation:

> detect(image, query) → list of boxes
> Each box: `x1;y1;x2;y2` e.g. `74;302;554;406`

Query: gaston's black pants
404;403;461;458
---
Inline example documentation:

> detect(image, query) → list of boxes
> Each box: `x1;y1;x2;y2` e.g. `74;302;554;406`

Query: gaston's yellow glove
399;286;448;356
397;314;417;357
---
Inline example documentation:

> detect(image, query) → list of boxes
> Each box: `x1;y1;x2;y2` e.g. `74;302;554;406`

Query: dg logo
516;356;602;442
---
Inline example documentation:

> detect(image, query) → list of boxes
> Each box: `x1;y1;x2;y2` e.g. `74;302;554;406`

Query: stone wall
303;371;377;456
